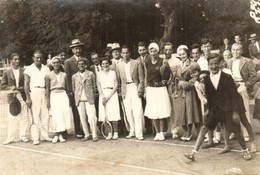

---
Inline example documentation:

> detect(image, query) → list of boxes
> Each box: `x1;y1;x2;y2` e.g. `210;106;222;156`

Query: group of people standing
1;35;260;162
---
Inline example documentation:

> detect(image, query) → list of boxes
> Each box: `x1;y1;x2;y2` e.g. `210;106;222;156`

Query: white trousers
6;93;29;141
30;88;49;141
237;83;250;138
123;84;143;138
77;101;97;138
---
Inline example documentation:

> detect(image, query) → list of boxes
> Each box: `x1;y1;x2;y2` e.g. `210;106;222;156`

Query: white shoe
172;134;179;139
251;141;257;153
154;133;160;141
59;135;66;142
106;133;112;140
244;136;250;142
159;132;165;141
33;140;40;145
52;136;58;143
137;136;144;140
21;137;29;142
229;133;235;140
112;132;118;140
3;140;13;145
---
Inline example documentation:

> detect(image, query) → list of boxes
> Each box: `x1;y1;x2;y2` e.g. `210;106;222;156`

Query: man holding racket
1;53;29;145
24;50;52;145
117;45;144;140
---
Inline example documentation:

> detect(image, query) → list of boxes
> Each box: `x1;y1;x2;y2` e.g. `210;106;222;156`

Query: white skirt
144;86;171;119
98;89;121;122
50;91;72;132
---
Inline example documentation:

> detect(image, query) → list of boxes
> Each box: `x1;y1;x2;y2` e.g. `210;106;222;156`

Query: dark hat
69;39;85;48
249;33;258;41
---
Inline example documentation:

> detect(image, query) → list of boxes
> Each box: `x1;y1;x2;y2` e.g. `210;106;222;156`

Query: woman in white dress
45;56;71;143
97;57;120;140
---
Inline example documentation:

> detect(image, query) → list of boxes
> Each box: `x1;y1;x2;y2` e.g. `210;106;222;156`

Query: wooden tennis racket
101;103;113;139
29;108;40;140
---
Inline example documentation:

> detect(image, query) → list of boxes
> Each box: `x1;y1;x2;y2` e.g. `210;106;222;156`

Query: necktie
96;66;100;72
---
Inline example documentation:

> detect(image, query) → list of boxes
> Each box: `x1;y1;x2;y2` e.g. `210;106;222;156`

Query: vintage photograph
0;0;260;174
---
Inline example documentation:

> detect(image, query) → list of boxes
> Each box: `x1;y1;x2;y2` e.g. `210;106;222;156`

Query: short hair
232;43;243;50
163;42;173;49
138;42;146;48
223;50;231;55
10;53;20;60
33;50;44;56
121;45;129;50
223;37;229;41
191;44;201;52
207;53;221;62
100;56;111;65
77;58;87;65
91;52;98;57
199;70;210;77
201;38;212;45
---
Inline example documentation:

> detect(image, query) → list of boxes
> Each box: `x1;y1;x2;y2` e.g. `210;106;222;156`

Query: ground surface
0;100;260;175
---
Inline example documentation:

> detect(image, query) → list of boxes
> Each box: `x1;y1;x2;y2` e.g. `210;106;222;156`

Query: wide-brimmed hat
69;39;85;48
249;33;258;40
110;43;121;53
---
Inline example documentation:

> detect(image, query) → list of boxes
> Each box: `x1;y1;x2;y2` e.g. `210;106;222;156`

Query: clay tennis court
0;96;260;175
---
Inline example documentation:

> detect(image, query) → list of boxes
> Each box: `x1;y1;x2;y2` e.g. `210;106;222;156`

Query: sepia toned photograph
0;0;260;174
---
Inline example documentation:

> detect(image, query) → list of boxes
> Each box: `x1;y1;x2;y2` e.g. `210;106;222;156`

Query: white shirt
124;61;132;82
79;72;87;101
256;41;260;52
24;63;49;90
197;56;208;71
231;58;243;81
210;70;221;90
74;55;80;61
12;68;20;88
112;58;123;65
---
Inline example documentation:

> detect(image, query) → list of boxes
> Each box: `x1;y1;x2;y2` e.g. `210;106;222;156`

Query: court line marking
120;138;260;155
4;145;193;175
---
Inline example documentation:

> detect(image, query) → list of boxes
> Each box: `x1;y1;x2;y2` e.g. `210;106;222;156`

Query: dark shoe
219;145;231;154
82;136;91;141
184;154;195;161
201;142;219;149
93;137;98;142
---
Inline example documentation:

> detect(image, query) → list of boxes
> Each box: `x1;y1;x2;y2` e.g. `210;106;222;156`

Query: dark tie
96;66;100;72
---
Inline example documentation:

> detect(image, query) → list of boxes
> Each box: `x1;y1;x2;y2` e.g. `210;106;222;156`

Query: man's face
232;44;242;59
164;45;173;59
138;46;147;57
112;50;120;59
201;43;211;56
223;39;229;45
121;48;130;61
234;36;241;43
91;54;100;65
59;52;66;63
77;61;86;72
191;48;200;61
33;53;43;66
72;47;82;57
208;57;220;74
12;55;20;67
250;39;256;44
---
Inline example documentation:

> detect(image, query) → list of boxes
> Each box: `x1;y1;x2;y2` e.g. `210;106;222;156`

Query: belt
235;81;244;83
35;86;45;88
126;82;133;84
147;82;165;87
103;87;113;89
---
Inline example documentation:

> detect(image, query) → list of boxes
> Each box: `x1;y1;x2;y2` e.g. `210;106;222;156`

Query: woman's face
101;60;110;71
52;58;61;70
178;49;188;61
149;48;159;58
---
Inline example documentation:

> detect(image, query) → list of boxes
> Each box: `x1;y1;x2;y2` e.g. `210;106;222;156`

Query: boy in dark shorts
184;53;251;161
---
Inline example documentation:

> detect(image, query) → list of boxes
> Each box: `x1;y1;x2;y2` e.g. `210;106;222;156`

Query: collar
210;70;221;77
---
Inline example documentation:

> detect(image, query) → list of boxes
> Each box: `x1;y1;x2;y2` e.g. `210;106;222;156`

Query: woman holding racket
144;43;171;141
45;56;71;143
97;57;120;140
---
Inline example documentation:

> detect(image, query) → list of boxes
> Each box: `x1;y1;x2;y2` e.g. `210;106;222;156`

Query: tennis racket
29;108;40;141
100;103;113;139
119;99;130;132
9;93;21;116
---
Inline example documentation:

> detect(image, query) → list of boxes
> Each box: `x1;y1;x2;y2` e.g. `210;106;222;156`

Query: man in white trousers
1;53;29;145
24;50;52;145
117;45;144;140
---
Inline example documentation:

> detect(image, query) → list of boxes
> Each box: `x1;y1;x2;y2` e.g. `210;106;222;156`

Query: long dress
46;71;72;132
172;60;202;126
98;70;120;122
